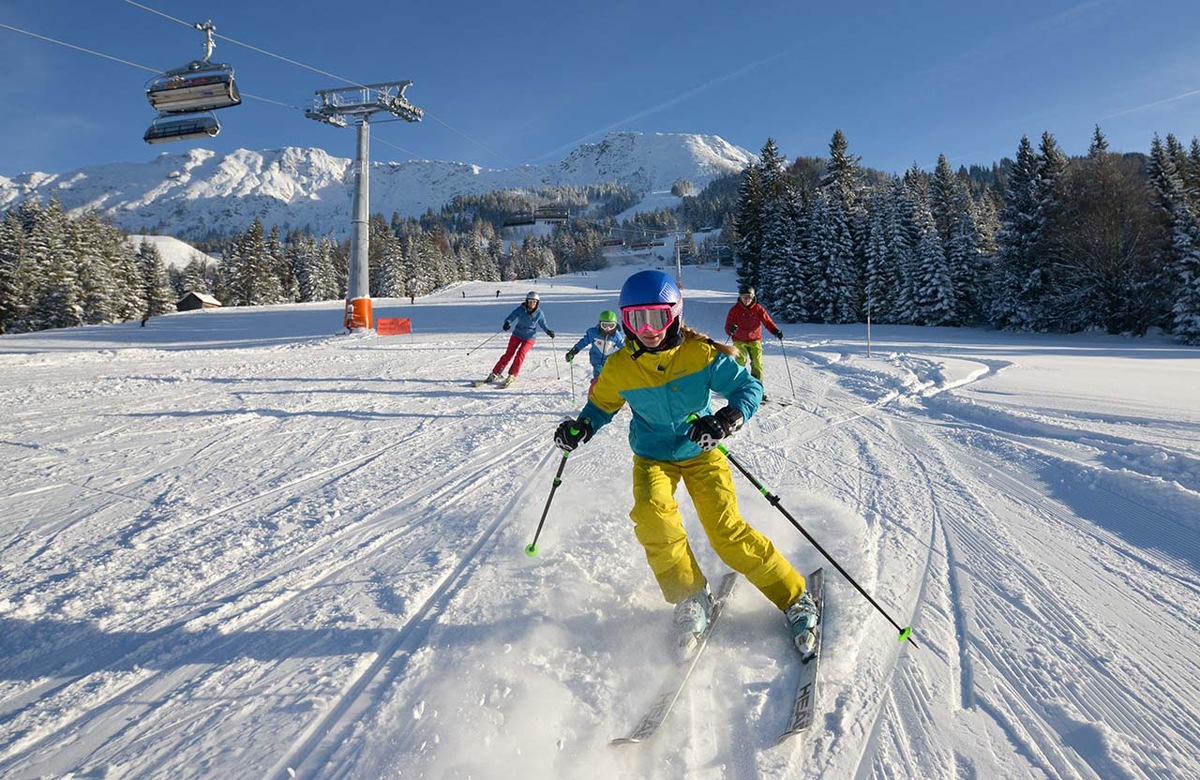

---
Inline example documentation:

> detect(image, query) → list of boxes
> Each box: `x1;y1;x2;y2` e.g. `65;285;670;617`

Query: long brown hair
681;324;738;358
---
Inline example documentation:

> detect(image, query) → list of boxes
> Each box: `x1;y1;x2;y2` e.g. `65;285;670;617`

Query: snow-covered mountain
0;132;753;239
124;234;220;270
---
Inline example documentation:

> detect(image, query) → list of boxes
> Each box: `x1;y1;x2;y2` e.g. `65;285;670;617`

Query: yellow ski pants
733;339;765;381
629;448;806;610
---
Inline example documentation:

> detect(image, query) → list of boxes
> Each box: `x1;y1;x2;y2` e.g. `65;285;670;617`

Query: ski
610;571;739;745
776;568;825;745
469;377;515;388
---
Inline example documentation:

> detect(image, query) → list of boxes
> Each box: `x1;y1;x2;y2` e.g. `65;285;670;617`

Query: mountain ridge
0;131;754;239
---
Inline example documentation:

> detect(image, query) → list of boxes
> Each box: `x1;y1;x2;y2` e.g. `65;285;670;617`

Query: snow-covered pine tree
862;189;894;324
27;199;82;331
821;130;866;319
376;229;406;298
820;192;858;323
990;136;1042;329
888;176;920;324
946;188;985;325
137;240;176;318
733;145;768;293
70;214;119;325
268;226;298;303
769;188;808;322
930;154;958;248
0;209;30;333
225;219;282;306
759;144;796;311
1149;135;1200;344
909;200;957;326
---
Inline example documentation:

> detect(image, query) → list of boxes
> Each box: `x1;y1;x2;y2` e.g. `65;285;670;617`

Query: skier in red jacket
723;286;782;401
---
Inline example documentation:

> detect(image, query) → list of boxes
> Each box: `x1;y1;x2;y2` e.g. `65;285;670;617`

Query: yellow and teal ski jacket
578;335;763;462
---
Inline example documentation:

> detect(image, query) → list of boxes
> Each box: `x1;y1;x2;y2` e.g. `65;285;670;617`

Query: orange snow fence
376;317;412;336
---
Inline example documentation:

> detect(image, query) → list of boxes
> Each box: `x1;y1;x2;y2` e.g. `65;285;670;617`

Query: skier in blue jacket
565;310;625;390
478;291;555;387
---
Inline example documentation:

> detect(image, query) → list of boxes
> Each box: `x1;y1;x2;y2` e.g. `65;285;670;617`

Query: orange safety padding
376;317;412;336
344;297;373;330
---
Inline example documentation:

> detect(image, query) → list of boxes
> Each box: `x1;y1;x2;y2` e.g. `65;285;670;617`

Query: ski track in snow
0;267;1197;779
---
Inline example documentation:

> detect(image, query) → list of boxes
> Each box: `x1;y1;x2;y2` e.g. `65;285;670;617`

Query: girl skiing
553;270;818;660
565;309;625;391
478;291;555;387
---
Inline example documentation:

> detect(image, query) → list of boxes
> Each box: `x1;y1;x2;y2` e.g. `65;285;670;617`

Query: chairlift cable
125;0;373;93
9;1;510;167
124;1;514;167
0;22;159;73
0;21;303;112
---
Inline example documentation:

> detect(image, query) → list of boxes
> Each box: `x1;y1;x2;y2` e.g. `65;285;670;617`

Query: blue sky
2;0;1200;178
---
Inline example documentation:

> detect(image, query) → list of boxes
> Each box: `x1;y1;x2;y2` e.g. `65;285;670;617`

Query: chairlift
143;112;220;144
145;20;241;114
533;205;569;223
502;212;537;228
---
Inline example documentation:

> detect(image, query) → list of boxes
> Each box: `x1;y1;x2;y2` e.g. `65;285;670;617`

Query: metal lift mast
305;81;423;331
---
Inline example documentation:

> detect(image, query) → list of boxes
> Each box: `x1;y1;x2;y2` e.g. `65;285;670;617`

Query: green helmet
599;310;618;324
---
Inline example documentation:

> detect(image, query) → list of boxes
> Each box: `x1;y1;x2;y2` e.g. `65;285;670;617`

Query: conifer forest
2;128;1198;345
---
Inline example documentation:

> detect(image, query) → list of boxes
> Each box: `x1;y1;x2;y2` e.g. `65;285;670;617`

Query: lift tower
306;81;423;331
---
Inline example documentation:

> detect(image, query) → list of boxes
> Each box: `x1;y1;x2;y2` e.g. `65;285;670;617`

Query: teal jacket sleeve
708;350;762;421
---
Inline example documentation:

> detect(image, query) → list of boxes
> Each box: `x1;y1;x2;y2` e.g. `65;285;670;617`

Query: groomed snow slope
0;264;1197;779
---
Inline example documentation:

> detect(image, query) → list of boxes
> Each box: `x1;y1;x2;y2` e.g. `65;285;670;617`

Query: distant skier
565;310;625;391
724;286;782;401
552;270;817;661
477;291;555;388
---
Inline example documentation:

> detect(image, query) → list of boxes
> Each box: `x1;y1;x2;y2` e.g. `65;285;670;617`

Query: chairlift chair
143;112;221;144
146;66;240;114
145;19;241;114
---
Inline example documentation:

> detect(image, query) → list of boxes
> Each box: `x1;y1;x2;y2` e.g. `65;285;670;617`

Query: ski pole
552;337;561;380
778;337;797;399
467;329;504;356
568;357;576;401
687;415;916;648
525;449;570;557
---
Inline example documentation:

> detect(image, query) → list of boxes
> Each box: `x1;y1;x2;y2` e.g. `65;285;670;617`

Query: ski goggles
622;302;681;335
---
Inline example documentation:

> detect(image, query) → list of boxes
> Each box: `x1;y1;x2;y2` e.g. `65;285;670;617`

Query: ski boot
473;372;500;387
501;374;517;388
785;591;820;657
673;585;713;662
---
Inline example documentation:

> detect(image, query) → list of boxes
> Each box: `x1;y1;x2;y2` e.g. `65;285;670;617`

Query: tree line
732;128;1200;344
7;129;1199;343
0;192;620;333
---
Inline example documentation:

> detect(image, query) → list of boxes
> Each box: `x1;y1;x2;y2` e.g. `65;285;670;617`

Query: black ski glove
502;321;511;331
554;418;594;452
546;330;556;338
687;407;744;451
565;348;578;362
774;329;784;340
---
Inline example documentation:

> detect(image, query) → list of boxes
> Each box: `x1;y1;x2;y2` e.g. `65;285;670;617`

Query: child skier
478;291;555;387
552;270;818;661
565;310;625;391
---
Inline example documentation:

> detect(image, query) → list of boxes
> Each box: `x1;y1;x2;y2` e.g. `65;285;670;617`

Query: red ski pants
492;335;535;376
